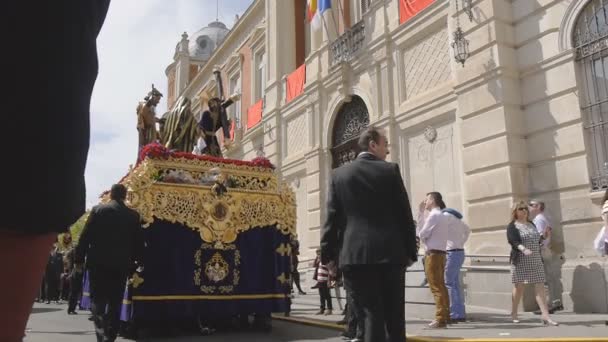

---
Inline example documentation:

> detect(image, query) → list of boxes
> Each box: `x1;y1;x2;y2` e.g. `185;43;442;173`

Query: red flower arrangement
99;144;275;198
139;143;275;169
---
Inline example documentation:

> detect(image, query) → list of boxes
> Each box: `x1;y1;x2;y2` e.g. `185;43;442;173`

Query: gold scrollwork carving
205;253;229;283
275;243;292;257
194;243;241;294
276;273;291;285
130;273;145;289
111;158;296;244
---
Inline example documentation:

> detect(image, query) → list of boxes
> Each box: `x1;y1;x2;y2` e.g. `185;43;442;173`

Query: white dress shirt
444;212;470;250
533;212;551;248
418;208;449;252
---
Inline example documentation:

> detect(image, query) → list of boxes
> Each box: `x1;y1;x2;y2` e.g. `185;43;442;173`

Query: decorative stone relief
423;126;437;143
406;122;462;211
402;28;451;99
286;114;308;157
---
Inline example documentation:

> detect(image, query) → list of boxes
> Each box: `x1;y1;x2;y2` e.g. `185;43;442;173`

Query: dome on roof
188;21;230;60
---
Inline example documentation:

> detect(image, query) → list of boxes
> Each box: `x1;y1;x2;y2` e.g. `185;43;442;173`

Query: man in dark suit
321;126;418;342
75;184;144;342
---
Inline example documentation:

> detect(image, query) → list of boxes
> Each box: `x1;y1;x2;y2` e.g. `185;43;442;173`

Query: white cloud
86;0;252;208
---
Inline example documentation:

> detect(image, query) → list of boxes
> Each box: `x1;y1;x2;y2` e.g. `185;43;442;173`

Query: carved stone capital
372;46;388;63
307;91;320;105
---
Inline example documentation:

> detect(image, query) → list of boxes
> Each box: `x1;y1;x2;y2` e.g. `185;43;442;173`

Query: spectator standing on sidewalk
528;200;563;313
593;200;608;256
290;239;306;295
418;192;450;329
507;201;558;326
312;248;333;315
442;208;470;322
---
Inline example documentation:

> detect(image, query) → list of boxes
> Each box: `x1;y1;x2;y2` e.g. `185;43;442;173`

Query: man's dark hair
110;184;127;201
358;126;382;151
427;191;446;210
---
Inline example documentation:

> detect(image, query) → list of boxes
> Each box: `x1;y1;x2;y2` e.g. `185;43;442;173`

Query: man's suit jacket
75;200;144;275
321;153;417;266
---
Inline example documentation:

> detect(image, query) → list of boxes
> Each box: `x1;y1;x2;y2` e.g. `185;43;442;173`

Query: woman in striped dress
506;201;558;326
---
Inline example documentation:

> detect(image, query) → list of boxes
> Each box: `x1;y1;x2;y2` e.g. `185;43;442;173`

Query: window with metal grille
575;0;608;191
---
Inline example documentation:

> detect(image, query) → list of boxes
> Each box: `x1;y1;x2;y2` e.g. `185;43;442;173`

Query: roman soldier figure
136;84;163;152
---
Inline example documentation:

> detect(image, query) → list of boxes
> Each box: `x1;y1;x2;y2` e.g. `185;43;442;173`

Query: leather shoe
426;320;447;329
340;331;354;340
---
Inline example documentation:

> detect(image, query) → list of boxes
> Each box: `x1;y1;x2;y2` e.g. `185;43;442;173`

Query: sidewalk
277;292;608;341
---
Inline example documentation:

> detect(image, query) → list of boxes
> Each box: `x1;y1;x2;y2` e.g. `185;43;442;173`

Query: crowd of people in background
34;234;84;314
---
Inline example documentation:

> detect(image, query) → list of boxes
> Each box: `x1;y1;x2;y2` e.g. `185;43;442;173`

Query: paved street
288;292;608;341
24;302;344;342
25;300;608;342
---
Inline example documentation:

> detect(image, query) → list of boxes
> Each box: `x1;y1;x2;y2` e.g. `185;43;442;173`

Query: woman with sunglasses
506;200;558;326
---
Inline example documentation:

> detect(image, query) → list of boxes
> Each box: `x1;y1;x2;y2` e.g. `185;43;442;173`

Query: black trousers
318;283;333;310
343;265;405;342
68;272;84;312
89;268;127;342
345;290;364;339
291;271;304;293
45;274;60;302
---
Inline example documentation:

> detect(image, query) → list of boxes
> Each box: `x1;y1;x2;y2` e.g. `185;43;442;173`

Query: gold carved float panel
108;157;296;245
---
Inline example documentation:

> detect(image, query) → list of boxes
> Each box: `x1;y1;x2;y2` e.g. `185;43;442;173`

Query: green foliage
69;211;90;244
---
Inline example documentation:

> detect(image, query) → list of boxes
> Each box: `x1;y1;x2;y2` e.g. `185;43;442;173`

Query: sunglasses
517;207;528;211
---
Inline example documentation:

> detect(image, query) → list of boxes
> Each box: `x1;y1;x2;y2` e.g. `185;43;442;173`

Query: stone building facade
166;0;608;313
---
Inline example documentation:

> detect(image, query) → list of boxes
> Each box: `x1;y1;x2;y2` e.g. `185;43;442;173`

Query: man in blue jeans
442;208;470;322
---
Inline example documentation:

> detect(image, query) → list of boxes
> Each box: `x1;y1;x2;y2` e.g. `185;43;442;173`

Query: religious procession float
80;76;297;335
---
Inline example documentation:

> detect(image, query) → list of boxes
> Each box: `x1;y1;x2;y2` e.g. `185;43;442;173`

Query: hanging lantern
451;27;470;67
463;0;474;22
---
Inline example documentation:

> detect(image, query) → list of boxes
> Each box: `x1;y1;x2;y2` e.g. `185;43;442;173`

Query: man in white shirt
418;192;450;329
529;200;563;313
442;208;470;322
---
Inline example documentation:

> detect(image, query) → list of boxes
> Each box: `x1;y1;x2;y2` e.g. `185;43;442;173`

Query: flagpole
335;0;346;29
320;10;332;43
328;1;340;37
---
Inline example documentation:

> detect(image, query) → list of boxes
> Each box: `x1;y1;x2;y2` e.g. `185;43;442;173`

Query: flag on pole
308;0;331;30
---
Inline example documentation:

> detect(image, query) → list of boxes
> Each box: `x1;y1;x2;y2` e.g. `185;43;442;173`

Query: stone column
265;0;296;113
452;0;526;308
175;32;191;98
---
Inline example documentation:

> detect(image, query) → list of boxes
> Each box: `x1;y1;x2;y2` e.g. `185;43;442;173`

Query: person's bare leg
534;283;556;323
0;230;55;342
511;283;524;321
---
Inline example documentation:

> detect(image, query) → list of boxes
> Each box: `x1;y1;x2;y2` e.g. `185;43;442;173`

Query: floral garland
139;143;275;169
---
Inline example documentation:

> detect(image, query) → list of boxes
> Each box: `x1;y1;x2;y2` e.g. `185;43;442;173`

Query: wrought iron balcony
330;20;365;66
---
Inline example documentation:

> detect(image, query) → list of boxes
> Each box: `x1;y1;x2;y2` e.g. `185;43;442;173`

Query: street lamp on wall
451;27;470;67
452;0;471;67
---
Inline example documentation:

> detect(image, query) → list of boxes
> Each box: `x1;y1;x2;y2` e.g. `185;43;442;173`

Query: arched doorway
330;96;370;168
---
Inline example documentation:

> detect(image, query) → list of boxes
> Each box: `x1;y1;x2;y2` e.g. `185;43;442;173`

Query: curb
271;315;608;342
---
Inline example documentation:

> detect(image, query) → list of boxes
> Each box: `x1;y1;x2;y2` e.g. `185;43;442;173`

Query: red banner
286;64;306;103
247;99;263;129
218;119;237;147
399;0;435;24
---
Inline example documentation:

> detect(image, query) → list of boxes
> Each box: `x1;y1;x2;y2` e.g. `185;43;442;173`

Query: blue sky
87;0;252;208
